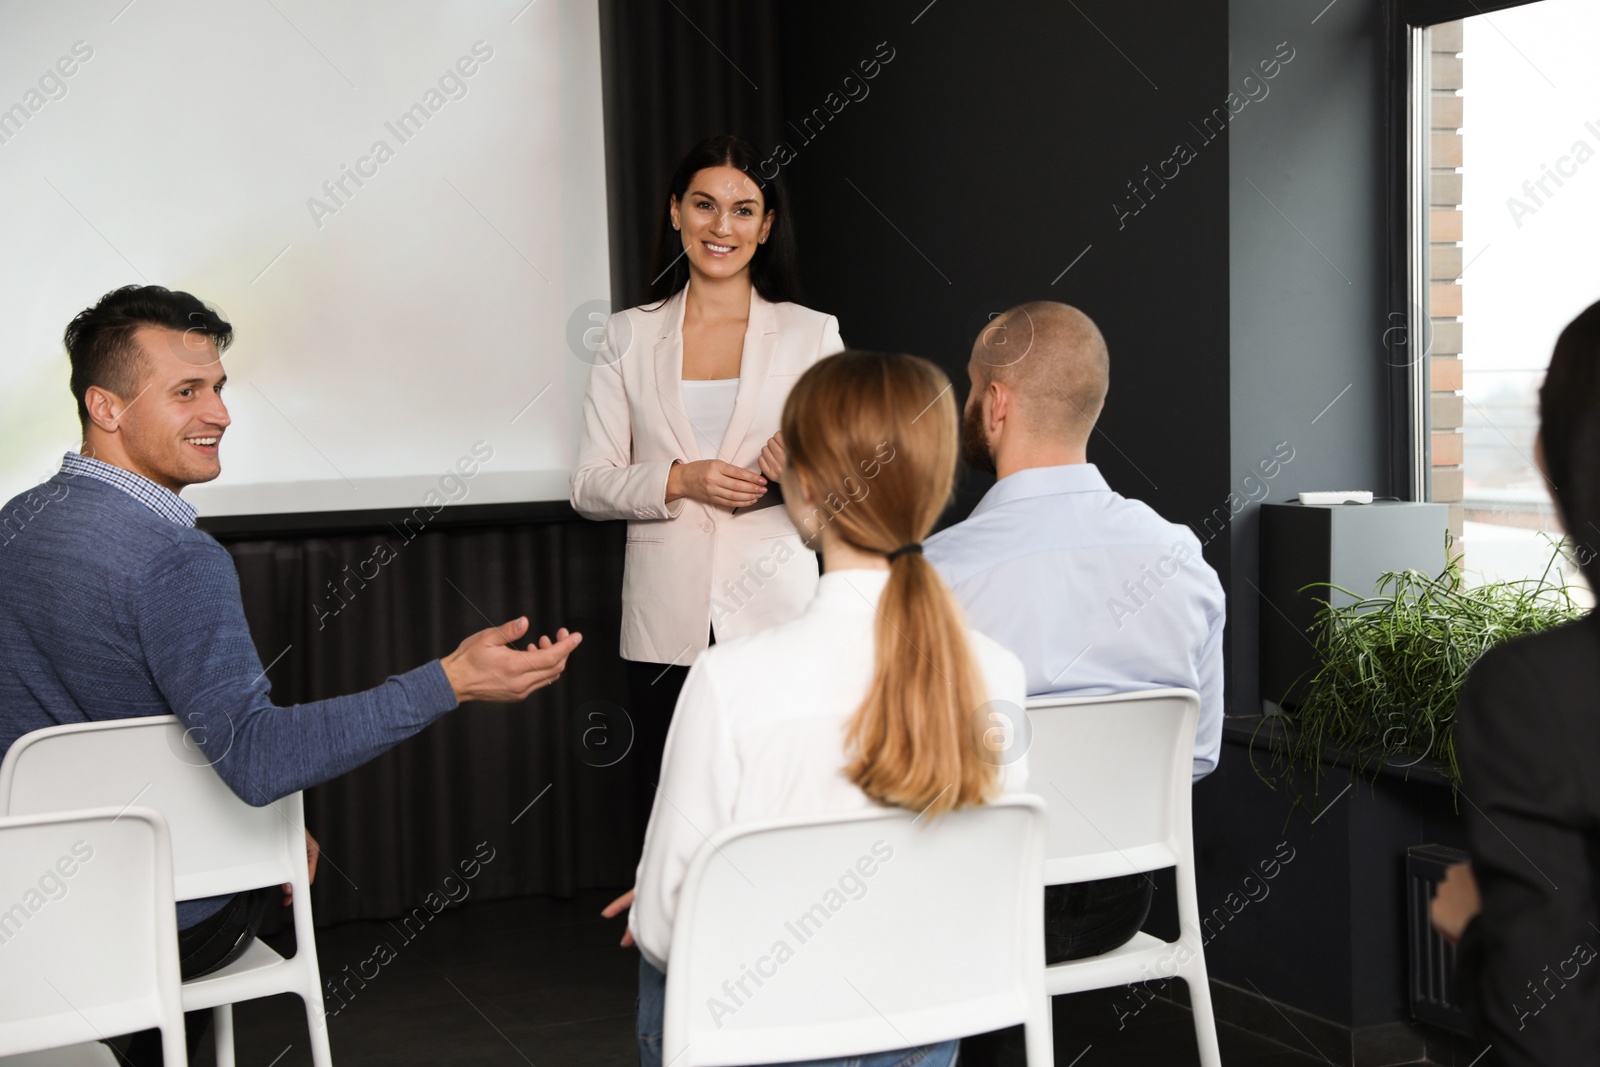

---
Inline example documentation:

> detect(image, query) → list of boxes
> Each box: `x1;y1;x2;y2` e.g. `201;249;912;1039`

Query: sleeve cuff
661;460;685;519
409;660;460;718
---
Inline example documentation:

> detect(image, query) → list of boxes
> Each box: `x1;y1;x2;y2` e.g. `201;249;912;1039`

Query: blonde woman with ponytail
609;351;1029;1067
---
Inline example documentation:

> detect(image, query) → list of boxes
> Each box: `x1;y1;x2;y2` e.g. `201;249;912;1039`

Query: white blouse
680;378;740;459
629;567;1030;971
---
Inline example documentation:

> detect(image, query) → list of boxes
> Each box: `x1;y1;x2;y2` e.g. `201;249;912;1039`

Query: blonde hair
781;351;998;818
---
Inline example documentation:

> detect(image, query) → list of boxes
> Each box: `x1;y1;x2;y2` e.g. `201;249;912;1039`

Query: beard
959;398;997;476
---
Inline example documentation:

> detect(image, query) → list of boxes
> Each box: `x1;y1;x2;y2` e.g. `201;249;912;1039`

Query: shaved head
971;301;1109;442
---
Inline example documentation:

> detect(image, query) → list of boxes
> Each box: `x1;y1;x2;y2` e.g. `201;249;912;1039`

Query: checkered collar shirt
60;451;198;528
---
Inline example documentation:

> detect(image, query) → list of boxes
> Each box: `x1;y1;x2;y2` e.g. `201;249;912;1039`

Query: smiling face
669;165;773;284
84;324;231;491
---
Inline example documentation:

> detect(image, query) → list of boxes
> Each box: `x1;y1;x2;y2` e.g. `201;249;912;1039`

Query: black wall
598;0;1234;689
771;0;1233;581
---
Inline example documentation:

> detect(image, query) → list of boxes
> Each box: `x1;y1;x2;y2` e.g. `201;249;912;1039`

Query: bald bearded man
924;302;1225;1067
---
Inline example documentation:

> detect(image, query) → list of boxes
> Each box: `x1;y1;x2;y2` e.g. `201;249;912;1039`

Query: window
1417;0;1600;595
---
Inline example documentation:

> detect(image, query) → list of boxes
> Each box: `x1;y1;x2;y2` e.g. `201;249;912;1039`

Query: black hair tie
886;543;923;561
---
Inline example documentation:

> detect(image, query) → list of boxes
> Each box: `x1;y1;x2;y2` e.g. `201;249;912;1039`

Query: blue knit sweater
0;471;458;925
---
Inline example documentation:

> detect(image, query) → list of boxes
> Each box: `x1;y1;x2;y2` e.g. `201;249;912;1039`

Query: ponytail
781;351;999;819
845;548;996;818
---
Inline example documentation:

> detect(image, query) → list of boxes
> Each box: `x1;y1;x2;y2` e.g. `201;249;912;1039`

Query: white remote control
1298;491;1373;505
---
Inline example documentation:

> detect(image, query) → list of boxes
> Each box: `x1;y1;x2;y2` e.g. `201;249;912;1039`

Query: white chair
0;807;187;1065
1025;688;1221;1067
663;795;1053;1067
0;1047;116;1066
0;717;332;1067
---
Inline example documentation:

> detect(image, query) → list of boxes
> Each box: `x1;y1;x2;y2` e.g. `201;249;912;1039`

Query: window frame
1388;0;1545;503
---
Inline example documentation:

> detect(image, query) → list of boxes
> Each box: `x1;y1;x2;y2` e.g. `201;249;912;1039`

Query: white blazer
570;286;844;664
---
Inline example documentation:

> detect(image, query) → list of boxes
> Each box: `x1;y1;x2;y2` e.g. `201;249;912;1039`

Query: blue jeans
637;956;959;1067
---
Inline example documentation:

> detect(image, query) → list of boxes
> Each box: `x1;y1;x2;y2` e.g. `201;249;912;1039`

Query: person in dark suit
1431;298;1600;1066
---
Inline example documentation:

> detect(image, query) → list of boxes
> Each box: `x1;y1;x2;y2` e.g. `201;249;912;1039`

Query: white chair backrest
0;807;185;1061
0;716;299;901
664;795;1047;1067
1024;689;1199;885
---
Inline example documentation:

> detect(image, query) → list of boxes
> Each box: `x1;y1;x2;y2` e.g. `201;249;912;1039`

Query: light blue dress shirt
925;464;1226;781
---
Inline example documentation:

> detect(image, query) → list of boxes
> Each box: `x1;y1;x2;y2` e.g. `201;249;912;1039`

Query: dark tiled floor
189;890;1324;1066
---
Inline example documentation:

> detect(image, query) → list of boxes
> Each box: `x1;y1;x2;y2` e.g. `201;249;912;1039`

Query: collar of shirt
968;463;1111;520
811;567;892;612
60;451;198;528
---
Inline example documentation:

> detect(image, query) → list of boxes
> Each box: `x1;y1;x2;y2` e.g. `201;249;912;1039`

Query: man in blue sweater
0;286;582;1040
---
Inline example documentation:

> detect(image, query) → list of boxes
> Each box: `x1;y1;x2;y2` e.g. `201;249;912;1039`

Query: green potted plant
1252;541;1585;811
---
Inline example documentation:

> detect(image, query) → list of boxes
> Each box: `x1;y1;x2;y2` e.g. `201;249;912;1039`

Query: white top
924;464;1227;781
679;378;740;459
629;567;1030;970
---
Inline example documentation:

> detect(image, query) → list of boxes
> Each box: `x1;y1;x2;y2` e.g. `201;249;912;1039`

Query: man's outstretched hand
441;618;582;704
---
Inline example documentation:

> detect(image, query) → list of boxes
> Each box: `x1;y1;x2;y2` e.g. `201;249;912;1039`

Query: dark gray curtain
226;520;630;925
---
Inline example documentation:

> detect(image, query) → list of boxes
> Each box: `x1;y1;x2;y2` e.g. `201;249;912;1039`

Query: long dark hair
1539;299;1600;593
645;134;800;307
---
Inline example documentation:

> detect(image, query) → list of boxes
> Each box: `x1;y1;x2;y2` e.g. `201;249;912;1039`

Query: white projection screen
0;0;609;523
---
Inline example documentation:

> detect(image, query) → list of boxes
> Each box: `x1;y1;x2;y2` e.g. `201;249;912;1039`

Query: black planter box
1172;717;1478;1066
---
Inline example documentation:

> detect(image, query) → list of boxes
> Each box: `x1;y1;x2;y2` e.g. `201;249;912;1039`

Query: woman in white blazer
571;135;844;847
